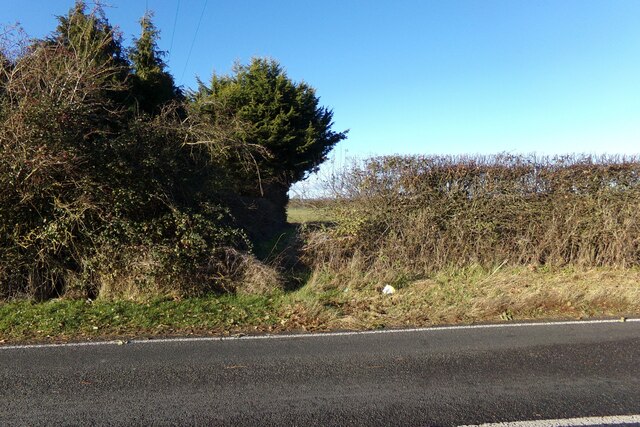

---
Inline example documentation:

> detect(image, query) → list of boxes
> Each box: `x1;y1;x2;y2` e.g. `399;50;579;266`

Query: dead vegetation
322;266;640;329
304;154;640;291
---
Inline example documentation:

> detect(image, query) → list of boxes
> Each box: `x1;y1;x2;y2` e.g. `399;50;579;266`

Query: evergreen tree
129;12;179;114
50;1;131;109
193;58;347;223
53;1;127;70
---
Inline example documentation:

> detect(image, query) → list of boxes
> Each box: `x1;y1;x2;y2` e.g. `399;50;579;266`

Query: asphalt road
1;320;640;426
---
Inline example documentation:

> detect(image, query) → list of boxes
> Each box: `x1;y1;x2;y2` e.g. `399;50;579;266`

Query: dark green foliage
192;58;347;223
129;12;180;114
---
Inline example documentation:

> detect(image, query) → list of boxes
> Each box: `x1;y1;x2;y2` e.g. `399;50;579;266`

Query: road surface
1;320;640;426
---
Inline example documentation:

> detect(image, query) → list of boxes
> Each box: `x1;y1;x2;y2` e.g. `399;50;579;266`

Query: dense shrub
0;7;259;300
305;154;640;287
0;0;357;301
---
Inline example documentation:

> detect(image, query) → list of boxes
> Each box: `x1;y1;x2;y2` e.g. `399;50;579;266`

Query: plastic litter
382;284;396;294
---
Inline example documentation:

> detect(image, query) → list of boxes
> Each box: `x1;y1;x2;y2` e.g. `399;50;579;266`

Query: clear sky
2;0;639;169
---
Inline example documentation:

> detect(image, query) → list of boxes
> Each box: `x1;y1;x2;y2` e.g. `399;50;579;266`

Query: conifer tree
53;1;127;70
193;58;347;224
129;12;179;114
50;1;131;110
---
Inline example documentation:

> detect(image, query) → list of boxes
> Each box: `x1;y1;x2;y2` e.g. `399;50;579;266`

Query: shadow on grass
253;221;335;292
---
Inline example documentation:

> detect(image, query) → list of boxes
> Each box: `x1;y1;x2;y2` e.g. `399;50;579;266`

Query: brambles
0;2;347;302
0;35;250;299
0;3;276;301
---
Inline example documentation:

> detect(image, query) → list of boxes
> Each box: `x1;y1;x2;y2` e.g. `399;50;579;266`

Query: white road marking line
460;414;640;426
1;317;638;350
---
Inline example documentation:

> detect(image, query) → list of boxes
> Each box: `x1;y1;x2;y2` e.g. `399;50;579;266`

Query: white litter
382;285;396;294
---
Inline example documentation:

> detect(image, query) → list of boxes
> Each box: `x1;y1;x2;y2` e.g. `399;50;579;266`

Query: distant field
287;206;336;224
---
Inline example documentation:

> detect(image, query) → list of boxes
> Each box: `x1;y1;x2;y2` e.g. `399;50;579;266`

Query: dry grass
230;252;284;295
299;266;640;330
90;247;283;301
2;266;638;343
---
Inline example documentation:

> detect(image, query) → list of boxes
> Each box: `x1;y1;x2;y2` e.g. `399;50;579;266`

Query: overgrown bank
304;154;640;289
0;2;344;302
3;157;640;342
2;4;640;344
2;265;638;343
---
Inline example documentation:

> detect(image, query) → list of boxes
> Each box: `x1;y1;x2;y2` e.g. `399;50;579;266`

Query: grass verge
1;266;638;344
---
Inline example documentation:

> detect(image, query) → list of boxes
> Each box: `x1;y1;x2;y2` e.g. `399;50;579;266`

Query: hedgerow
305;154;640;288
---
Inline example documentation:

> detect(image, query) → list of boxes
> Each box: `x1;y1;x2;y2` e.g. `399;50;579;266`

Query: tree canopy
129;12;180;114
52;1;128;73
192;58;347;220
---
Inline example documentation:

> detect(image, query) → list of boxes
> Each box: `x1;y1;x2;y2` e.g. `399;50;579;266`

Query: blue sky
2;0;639;168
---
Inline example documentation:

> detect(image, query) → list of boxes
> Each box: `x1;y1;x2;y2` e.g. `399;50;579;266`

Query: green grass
0;287;345;343
0;294;282;343
1;266;639;344
286;206;335;224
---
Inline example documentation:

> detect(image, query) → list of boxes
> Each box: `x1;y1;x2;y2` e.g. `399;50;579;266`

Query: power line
168;0;180;61
181;0;208;82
